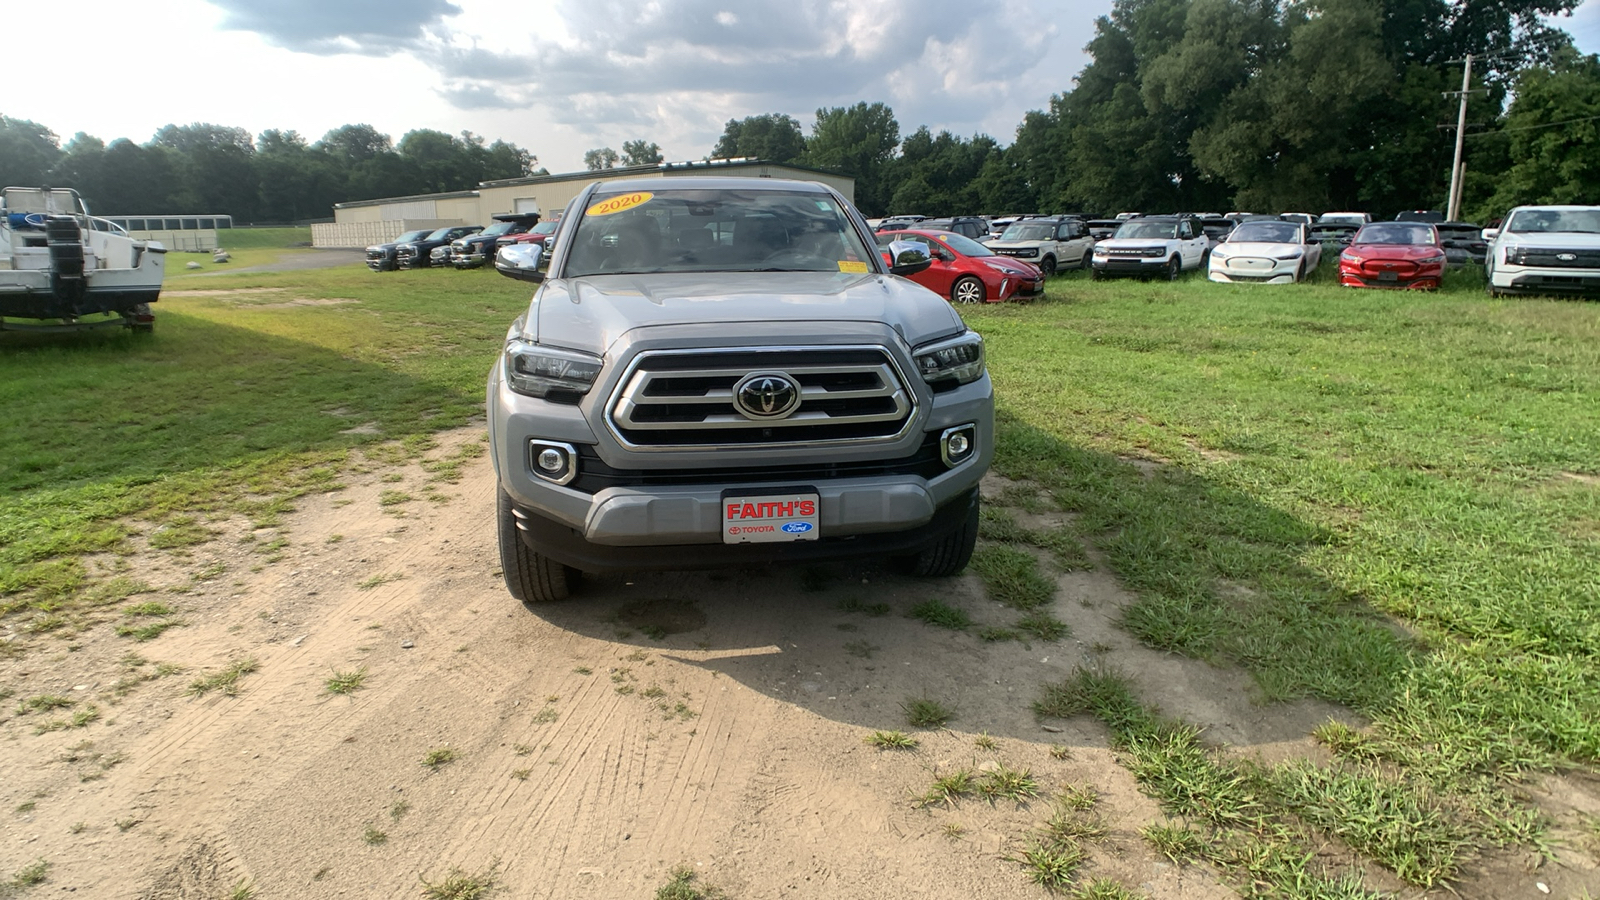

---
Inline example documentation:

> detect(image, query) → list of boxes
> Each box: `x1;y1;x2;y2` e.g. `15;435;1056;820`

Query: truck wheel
1039;255;1057;277
1166;256;1182;281
951;276;985;304
905;494;979;577
497;489;575;603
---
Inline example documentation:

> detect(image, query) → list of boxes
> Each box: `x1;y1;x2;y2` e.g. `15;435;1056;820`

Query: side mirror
496;242;546;283
1481;228;1499;242
886;240;932;276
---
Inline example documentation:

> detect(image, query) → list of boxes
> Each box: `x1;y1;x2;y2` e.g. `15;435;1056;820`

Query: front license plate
1378;270;1399;282
722;492;820;544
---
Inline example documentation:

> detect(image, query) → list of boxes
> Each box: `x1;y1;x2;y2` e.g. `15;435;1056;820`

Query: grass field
1;240;1596;893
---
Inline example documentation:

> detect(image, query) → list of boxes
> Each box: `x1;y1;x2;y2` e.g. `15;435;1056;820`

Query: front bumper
508;487;978;572
365;253;394;272
1208;257;1300;283
490;342;994;569
452;250;490;268
1490;265;1600;296
1092;256;1165;276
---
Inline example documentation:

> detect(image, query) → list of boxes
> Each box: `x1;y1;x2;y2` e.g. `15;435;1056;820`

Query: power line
1466;113;1600;137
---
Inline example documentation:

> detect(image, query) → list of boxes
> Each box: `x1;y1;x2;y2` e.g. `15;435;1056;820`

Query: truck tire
1166;256;1182;281
497;489;575;603
905;493;979;577
1039;255;1057;277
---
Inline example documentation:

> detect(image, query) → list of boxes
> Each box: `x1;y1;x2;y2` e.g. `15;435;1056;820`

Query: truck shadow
531;412;1412;757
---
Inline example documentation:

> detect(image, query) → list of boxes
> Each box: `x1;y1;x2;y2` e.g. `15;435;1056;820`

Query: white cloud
14;0;1107;177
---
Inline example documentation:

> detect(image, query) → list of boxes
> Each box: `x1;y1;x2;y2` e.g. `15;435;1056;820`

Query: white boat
0;186;166;332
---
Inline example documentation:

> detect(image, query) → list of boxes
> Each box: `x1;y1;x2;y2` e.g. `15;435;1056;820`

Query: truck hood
523;271;965;357
1500;231;1600;249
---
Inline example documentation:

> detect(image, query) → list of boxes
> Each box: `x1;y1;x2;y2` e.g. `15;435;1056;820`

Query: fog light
528;440;577;485
940;424;977;468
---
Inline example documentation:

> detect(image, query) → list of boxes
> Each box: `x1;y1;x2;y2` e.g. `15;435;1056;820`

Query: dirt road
1;428;1346;899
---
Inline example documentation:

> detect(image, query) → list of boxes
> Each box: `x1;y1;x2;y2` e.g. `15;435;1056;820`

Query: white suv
1484;205;1600;298
988;217;1094;276
1091;216;1209;280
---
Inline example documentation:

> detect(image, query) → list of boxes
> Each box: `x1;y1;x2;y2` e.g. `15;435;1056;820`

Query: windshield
531;220;558;235
1001;223;1056;242
1505;208;1600;234
562;188;875;277
939;232;993;257
1436;226;1482;241
425;227;454;241
1114;221;1178;240
397;230;431;242
1229;222;1300;243
1354;224;1436;245
480;222;517;237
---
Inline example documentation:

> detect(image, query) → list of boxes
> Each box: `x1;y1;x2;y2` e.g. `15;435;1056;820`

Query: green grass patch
325;666;367;695
0;260;532;656
902;697;953;728
867;730;918;750
188;658;259;698
907;597;971;630
419;859;498;900
968;544;1055;610
965;277;1599;884
654;865;725;900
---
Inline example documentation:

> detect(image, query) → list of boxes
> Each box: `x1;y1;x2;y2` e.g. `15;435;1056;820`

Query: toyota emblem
733;372;801;419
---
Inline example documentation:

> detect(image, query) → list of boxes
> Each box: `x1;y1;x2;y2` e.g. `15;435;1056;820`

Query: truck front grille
607;347;916;449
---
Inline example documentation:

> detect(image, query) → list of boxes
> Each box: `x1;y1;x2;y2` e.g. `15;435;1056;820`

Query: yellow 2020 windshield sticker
585;192;653;217
837;260;869;274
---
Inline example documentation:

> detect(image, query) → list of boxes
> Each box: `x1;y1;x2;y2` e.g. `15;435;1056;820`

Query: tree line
0;0;1591;224
0;121;541;223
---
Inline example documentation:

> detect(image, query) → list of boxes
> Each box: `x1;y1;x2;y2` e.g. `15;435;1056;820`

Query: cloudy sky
9;0;1599;175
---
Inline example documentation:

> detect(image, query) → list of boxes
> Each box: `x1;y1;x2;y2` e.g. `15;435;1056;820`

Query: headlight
1210;247;1229;259
1274;249;1304;260
1421;254;1447;264
1092;248;1108;258
1342;254;1363;265
1145;248;1165;258
503;340;603;399
1014;248;1038;258
914;332;985;387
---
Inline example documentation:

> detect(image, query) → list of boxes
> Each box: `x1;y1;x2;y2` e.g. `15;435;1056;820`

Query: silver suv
488;177;994;602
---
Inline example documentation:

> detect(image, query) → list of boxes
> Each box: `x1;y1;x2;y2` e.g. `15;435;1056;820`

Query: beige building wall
312;219;467;249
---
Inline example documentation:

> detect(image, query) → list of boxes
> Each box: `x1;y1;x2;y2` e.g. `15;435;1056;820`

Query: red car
875;229;1043;303
1338;222;1447;289
497;217;560;249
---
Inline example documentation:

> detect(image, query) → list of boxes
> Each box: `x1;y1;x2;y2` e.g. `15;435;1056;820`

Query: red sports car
1338;222;1447;289
875;229;1043;303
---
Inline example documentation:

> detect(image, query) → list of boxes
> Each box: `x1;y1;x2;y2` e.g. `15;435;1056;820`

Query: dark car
1085;219;1122;241
1310;222;1360;249
397;225;482;269
919;216;991;242
366;229;433;272
1200;217;1235;247
1394;210;1445;223
1435;221;1488;267
450;214;541;269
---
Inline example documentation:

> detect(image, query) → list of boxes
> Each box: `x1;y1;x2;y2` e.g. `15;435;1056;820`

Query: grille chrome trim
606;345;919;450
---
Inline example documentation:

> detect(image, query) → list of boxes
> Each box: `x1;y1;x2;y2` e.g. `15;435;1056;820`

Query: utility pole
1445;55;1473;222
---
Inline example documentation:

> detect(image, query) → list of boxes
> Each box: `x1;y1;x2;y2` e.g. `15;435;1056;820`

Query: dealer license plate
722;492;820;544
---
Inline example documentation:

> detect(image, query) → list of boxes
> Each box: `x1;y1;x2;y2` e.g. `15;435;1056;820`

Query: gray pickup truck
487;176;994;602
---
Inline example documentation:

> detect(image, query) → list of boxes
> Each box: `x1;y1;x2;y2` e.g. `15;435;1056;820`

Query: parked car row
365;214;559;272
